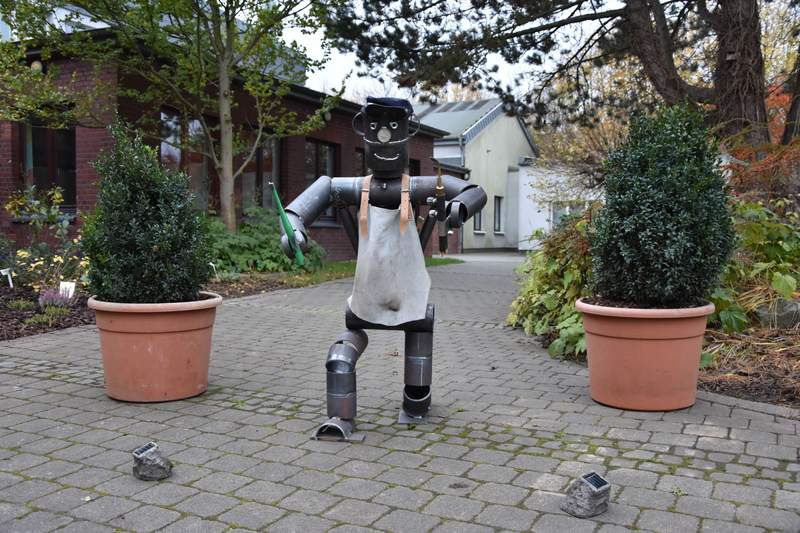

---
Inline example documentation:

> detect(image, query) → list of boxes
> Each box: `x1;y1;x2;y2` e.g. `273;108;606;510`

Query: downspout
459;136;465;168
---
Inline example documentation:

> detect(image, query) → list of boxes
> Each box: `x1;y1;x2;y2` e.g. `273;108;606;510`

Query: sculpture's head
355;96;417;176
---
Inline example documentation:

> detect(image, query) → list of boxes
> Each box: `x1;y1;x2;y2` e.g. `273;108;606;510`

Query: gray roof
415;99;503;142
415;98;538;155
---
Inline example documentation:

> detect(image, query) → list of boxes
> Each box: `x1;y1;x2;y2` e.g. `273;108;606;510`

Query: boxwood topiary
589;104;736;307
82;123;213;303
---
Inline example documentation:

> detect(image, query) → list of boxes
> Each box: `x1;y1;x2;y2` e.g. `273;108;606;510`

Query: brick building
0;56;457;262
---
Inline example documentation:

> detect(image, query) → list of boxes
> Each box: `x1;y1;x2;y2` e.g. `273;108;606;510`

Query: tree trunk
218;66;236;231
780;44;800;146
710;0;770;146
625;0;769;146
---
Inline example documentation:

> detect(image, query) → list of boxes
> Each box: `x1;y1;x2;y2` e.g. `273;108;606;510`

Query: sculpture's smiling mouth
375;153;399;161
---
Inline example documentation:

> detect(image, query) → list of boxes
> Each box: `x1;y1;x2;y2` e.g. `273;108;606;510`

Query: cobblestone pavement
0;252;798;532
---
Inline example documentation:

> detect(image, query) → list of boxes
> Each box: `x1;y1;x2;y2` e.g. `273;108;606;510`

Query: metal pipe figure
280;97;487;442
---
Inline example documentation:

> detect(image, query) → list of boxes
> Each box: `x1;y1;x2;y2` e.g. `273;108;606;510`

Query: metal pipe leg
402;330;433;418
313;329;368;441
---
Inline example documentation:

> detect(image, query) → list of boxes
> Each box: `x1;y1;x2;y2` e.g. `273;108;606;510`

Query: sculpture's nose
377;126;392;143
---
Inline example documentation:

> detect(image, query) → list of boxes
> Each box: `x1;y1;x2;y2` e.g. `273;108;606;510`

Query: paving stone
0;502;29;523
264;511;337;533
430;520;495;533
323;499;390;525
373;485;434;510
328;477;388;499
422;494;485;521
473;504;538;530
736;504;800;532
636;509;700;533
47;521;116;533
68;495;141;522
218;502;285;530
373;508;441;533
675;494;737;520
158;516;229;533
1;510;72;532
0;479;61;503
530;512;598;533
29;487;96;513
469;481;529;505
108;504;181;532
132;482;199;505
173;492;240;517
191;471;252;493
713;483;773;505
278;489;340;514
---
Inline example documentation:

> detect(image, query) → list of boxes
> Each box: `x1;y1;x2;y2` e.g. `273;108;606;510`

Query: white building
417;99;574;252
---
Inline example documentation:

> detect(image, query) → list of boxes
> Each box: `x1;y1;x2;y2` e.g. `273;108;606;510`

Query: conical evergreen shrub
82;123;213;303
589;105;736;307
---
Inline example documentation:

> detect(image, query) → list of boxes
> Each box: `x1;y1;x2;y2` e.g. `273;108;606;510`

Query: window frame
305;138;337;220
18;119;78;213
494;195;504;233
159;109;214;210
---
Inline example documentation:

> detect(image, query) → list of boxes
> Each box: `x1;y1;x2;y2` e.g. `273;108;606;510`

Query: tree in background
0;0;340;230
328;0;796;153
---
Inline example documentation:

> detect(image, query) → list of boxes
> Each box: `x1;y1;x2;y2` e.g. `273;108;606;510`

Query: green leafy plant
709;198;800;332
0;233;13;271
3;185;70;247
43;305;71;316
208;205;324;274
6;299;34;311
3;187;89;291
589;104;736;306
507;207;597;356
11;239;89;292
82;122;213;303
24;314;58;326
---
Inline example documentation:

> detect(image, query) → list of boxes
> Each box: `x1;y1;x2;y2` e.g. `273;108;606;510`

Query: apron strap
400;173;412;235
359;175;372;238
359;174;413;237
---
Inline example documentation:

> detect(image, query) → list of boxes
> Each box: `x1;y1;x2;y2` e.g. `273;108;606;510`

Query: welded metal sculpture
281;97;486;441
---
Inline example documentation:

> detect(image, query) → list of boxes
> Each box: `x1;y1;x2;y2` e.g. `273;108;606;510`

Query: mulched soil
0;277;288;341
698;329;800;409
2;282;799;411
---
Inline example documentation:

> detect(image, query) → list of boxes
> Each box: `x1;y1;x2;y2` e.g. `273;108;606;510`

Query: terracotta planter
576;298;715;411
88;292;222;402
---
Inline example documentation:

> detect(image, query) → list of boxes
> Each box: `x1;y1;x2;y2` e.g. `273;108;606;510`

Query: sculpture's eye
370;122;378;130
390;122;398;129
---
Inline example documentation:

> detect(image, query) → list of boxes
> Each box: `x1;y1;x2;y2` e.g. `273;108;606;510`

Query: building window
160;110;212;210
241;133;280;210
306;139;336;218
473;209;483;232
21;121;77;210
494;196;504;233
354;148;366;177
407;159;421;176
551;201;588;227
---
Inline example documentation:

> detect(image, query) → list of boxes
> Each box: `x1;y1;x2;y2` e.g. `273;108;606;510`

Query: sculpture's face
362;103;410;174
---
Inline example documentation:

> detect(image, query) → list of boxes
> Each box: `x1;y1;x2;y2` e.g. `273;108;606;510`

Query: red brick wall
0;57;447;264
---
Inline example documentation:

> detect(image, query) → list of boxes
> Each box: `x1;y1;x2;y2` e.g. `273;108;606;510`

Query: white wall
517;165;555;250
462;114;537;250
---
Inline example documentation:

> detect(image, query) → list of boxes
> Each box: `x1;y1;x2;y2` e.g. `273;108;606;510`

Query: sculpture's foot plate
309;418;365;443
399;411;428;424
310;431;366;443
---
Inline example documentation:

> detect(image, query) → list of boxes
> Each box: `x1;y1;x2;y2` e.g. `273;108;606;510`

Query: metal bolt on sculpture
278;97;487;442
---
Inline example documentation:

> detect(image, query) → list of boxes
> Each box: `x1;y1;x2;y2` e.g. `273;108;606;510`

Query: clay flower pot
89;292;222;402
576;298;715;411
